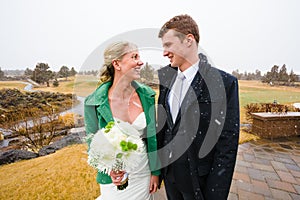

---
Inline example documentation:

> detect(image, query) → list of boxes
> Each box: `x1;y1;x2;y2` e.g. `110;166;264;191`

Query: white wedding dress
96;112;153;200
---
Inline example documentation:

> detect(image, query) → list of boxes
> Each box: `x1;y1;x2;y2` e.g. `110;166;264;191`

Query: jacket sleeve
147;94;161;176
84;96;99;149
205;77;240;199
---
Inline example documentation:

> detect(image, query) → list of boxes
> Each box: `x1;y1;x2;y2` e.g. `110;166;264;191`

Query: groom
156;14;240;200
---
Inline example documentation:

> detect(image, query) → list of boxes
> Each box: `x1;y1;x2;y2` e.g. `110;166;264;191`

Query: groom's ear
185;34;195;47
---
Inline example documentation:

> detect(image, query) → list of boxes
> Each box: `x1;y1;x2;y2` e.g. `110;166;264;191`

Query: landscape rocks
0;127;86;165
38;128;85;156
0;149;38;165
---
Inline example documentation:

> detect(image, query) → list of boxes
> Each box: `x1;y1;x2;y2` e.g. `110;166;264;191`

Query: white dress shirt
168;61;199;121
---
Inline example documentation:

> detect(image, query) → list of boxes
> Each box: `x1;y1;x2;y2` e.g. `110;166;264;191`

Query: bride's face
115;50;144;80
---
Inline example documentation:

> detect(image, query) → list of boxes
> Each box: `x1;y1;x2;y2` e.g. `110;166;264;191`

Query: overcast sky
1;0;299;74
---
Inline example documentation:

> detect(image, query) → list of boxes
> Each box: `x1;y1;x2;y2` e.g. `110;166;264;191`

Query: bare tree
3;105;64;152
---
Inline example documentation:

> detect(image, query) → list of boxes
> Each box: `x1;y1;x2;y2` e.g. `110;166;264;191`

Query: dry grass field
0;81;28;91
0;78;299;199
27;75;99;96
0;144;99;200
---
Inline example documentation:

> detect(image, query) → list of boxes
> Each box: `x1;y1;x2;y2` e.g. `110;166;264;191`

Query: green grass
238;80;300;123
239;87;300;106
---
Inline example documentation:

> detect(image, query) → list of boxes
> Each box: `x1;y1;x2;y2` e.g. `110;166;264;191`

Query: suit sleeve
205;77;240;199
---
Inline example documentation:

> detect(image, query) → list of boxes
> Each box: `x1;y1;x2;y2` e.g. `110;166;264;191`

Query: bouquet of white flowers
87;120;144;190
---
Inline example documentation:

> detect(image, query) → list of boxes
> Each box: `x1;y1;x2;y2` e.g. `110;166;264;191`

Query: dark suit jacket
157;53;240;200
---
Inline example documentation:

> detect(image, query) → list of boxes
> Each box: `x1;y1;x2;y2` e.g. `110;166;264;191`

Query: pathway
154;136;300;200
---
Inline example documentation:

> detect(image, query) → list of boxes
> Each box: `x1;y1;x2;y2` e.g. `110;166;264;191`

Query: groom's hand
110;170;126;186
149;175;159;194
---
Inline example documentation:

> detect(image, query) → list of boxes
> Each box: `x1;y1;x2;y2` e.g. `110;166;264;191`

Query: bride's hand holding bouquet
87;120;144;190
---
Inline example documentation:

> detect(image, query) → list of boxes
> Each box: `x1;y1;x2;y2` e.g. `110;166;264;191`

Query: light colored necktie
171;72;185;121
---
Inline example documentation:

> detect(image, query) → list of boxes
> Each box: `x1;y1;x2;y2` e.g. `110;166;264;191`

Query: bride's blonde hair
99;41;138;84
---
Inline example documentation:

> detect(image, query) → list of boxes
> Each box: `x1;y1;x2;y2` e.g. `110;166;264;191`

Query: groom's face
161;29;187;68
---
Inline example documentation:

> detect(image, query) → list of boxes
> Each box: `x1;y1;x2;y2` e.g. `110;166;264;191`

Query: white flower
87;120;145;173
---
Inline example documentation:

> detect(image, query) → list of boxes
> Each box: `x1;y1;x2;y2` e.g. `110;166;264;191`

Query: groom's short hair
158;14;200;44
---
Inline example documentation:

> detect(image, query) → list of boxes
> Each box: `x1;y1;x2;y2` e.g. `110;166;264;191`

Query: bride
84;41;160;199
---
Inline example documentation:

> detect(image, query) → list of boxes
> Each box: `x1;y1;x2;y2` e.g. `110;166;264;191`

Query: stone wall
251;112;300;139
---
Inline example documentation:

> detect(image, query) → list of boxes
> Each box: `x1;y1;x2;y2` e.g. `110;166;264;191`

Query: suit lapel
158;65;178;128
178;56;209;119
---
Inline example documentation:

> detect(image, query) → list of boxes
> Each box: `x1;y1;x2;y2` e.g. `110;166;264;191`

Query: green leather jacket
84;81;161;184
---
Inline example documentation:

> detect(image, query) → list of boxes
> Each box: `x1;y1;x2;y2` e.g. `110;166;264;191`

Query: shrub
244;102;298;123
53;79;59;87
58;113;75;128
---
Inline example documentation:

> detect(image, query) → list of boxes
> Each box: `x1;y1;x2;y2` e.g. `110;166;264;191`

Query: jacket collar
85;80;155;123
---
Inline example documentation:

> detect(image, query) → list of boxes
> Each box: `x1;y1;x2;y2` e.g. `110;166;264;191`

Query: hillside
0;144;99;199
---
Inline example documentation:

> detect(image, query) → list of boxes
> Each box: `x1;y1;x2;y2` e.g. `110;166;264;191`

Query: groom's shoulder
157;64;177;81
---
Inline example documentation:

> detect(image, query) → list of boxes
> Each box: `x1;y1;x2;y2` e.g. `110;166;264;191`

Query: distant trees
24;68;33;78
0;68;4;80
58;66;70;80
140;62;154;82
17;64;78;87
69;67;77;76
289;69;298;83
232;64;298;86
262;64;298;85
57;66;77;80
77;70;99;76
232;69;262;80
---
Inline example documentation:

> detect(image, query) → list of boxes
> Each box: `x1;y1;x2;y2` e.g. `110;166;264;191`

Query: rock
0;127;86;165
38;129;85;156
0;149;38;165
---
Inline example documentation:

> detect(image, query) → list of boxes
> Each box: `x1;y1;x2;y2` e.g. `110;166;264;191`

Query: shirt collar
178;60;199;83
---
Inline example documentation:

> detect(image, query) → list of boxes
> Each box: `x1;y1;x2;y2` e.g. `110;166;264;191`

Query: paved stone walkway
229;136;300;200
154;136;300;200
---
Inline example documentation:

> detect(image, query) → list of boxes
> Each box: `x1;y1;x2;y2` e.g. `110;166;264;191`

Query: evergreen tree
289;69;298;83
70;67;77;76
140;62;154;82
0;68;4;79
58;66;70;80
24;68;33;78
278;64;289;83
33;63;53;86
